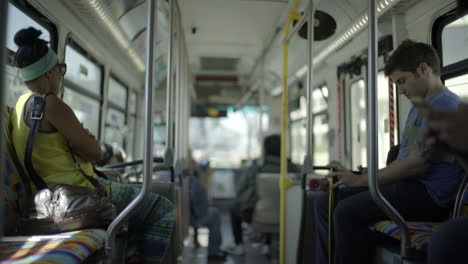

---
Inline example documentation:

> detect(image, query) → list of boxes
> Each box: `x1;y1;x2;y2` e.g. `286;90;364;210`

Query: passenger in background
314;40;464;264
414;101;468;264
187;154;227;262
225;159;258;255
225;134;298;256
10;27;175;264
95;143;126;167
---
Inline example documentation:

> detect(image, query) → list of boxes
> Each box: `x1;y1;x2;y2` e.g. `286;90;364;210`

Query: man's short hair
384;39;441;76
264;134;281;157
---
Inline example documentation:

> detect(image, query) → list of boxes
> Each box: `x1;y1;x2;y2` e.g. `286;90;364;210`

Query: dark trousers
428;215;468;264
230;200;253;245
314;180;450;264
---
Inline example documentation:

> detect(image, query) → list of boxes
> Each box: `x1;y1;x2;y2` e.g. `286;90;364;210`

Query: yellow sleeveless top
11;92;109;195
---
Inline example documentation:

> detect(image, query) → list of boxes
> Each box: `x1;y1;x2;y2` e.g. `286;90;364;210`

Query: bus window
63;88;101;136
313;113;329;166
446;74;468;102
64;45;102;97
104;77;128;150
435;13;468;102
291;118;306;164
189;106;263;168
441;15;468;67
350;79;367;169
290;86;330;166
105;108;126;148
126;91;138;159
349;74;397;169
63;43;103;137
5;2;53;107
108;77;127;109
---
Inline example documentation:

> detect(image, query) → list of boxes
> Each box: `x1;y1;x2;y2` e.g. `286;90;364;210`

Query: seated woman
10;27;175;264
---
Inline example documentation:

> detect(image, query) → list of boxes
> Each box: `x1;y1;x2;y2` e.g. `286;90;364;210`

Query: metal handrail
102;157;164;169
164;0;175;160
0;0;8;239
301;0;316;177
104;0;157;261
284;9;308;43
366;0;412;259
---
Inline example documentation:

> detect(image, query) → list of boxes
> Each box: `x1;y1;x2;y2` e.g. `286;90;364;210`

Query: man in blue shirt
313;40;464;264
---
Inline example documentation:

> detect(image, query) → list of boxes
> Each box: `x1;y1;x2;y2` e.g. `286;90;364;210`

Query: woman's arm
43;94;102;162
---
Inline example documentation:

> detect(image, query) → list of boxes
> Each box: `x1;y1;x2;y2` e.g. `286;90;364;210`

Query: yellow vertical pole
280;1;301;263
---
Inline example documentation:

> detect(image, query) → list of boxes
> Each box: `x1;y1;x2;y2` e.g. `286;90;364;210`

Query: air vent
200;57;239;71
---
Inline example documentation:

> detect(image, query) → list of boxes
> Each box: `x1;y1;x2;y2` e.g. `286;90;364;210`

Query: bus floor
182;201;274;264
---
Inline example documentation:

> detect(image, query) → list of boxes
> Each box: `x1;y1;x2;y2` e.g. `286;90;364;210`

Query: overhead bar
104;0;157;260
366;0;412;259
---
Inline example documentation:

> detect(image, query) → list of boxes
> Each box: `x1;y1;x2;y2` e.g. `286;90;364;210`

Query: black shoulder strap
24;94;49;190
67;144;104;190
24;93;105;193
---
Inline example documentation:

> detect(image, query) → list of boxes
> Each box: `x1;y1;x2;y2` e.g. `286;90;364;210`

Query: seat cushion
370;221;440;252
0;229;106;263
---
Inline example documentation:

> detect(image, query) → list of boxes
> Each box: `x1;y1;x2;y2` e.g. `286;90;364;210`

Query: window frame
63;38;105;138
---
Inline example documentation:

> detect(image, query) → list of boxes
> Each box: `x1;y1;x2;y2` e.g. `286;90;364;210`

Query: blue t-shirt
397;87;464;208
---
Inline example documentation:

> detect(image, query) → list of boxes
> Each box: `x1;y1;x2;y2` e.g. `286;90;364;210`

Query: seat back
1;106;28;235
253;172;297;233
254;172;281;226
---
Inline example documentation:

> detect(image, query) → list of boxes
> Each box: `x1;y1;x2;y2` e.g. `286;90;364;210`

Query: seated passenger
188;163;227;262
225;159;258;255
10;27;175;264
314;40;464;264
225;134;298;256
415;101;468;264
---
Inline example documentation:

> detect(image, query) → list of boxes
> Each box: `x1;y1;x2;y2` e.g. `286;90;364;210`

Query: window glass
349;75;398;169
129;91;137;115
291;119;306;164
350;80;367;169
126;116;136;160
6;3;51;52
441;15;468;66
104;108;126;148
446;74;468;102
108;77;127;109
312;87;327;112
189;106;264;168
4;65;28;107
63;87;101;136
313;114;330;166
64;45;102;97
5;3;51;106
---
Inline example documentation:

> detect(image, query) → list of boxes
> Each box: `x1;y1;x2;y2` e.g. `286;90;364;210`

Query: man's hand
326;160;364;188
413;99;468;156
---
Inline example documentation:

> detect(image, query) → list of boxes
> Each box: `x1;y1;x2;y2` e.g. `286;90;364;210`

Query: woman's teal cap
18;48;58;82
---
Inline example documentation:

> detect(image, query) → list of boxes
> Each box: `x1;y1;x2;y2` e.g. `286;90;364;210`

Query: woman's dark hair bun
14;27;42;47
